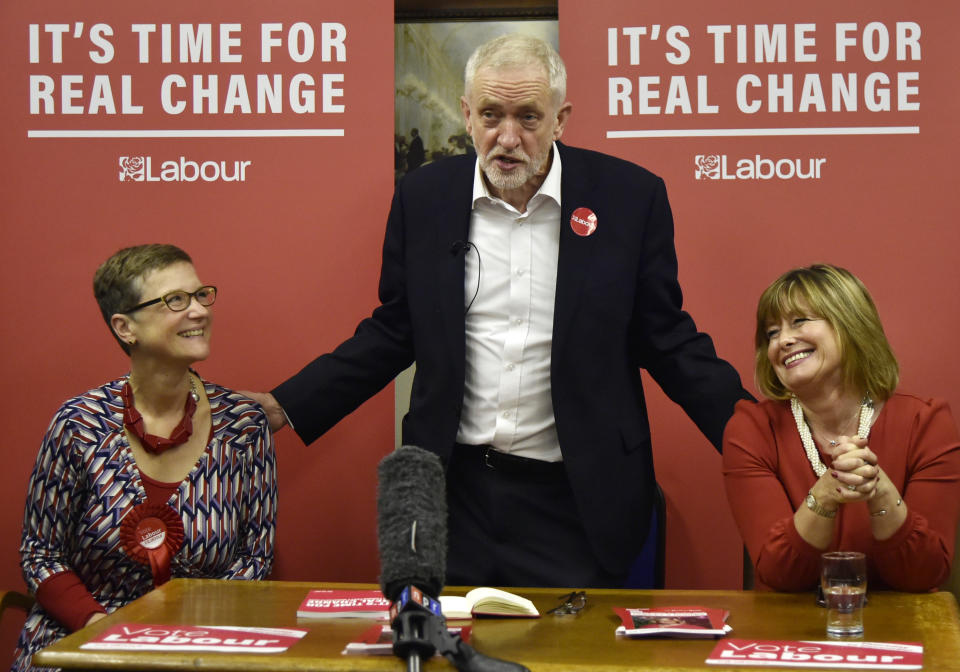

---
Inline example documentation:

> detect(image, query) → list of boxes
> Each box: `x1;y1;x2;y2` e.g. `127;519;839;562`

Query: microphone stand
392;607;435;672
393;606;530;672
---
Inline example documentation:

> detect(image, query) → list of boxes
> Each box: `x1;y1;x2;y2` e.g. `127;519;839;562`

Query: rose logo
119;156;145;181
695;155;721;180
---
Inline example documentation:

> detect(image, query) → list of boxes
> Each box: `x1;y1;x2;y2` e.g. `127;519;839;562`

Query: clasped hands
823;436;880;503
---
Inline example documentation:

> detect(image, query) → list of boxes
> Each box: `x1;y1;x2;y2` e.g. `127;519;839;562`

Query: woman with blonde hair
723;264;960;591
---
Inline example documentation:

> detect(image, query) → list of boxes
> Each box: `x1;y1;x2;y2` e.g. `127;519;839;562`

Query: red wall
0;1;394;665
560;0;960;588
2;4;958;668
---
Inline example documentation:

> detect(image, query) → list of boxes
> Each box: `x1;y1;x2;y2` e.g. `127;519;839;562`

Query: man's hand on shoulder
240;390;288;432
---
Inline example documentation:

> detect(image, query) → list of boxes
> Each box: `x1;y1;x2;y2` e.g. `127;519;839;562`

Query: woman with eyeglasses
12;244;277;672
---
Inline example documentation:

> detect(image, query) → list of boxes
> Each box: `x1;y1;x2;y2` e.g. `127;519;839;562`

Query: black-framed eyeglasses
546;591;587;616
123;286;217;313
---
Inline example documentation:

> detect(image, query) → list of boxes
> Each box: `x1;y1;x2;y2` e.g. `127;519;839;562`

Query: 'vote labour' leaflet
81;624;308;654
706;639;922;669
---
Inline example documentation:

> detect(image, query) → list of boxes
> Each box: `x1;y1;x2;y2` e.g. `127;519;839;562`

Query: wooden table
33;579;960;671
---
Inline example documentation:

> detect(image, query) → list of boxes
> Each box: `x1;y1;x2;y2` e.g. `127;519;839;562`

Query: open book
439;587;539;619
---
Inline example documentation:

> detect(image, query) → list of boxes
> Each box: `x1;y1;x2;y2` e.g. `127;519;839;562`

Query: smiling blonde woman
723;264;960;592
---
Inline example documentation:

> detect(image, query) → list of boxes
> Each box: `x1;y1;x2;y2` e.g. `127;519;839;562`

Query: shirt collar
471;142;562;211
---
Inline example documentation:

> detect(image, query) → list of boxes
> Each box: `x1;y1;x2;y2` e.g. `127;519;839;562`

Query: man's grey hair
464;34;567;107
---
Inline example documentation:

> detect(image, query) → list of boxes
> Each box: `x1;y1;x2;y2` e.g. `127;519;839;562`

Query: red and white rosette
120;502;184;588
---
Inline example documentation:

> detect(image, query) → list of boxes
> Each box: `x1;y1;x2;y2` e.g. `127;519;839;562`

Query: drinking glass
820;551;867;638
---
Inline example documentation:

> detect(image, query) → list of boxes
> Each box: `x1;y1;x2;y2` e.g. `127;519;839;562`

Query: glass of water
820;551;867;638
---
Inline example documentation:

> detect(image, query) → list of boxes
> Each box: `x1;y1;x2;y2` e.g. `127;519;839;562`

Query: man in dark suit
252;34;749;588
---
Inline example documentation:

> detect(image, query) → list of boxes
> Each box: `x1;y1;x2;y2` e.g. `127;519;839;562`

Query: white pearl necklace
790;397;874;477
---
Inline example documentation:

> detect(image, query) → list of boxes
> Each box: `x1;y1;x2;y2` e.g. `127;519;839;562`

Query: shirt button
502;410;511;419
516;268;525;277
514;318;523;325
506;363;515;371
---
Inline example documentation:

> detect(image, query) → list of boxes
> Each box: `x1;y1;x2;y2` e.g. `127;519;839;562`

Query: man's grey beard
480;148;547;192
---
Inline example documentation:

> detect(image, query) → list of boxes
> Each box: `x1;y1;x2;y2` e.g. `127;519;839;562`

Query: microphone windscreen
377;445;447;601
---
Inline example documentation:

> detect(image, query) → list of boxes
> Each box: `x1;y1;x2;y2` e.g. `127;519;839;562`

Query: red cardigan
723;393;960;592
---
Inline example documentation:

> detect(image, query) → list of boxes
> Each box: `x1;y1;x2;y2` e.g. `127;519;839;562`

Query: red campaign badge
570;207;597;237
120;502;184;588
136;518;167;550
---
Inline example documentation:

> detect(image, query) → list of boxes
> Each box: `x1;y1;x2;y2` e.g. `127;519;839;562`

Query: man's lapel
553;143;601;360
438;157;475;374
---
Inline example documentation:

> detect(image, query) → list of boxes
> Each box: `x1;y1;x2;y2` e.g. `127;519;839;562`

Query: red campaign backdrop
0;0;394;664
559;0;960;588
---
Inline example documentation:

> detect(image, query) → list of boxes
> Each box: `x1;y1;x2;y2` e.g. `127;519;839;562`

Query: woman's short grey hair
464;34;567;107
93;244;192;355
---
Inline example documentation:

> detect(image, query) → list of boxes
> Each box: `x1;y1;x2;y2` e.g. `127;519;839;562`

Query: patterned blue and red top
13;377;277;672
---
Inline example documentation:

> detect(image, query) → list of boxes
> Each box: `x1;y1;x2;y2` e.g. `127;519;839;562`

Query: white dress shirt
455;144;563;462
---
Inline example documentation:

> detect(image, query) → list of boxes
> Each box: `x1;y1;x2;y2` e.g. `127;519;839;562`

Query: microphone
377;445;446;601
448;241;481;316
377;445;448;672
377;446;529;672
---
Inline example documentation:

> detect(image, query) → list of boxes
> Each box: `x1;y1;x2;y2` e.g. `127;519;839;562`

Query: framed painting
394;14;558;182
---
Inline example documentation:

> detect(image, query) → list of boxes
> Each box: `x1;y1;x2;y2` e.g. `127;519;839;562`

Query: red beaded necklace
121;376;199;455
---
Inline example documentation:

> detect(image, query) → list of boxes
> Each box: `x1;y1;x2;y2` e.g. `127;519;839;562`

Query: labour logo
693;153;826;180
119;156;145;181
570;207;598;237
695;155;721;180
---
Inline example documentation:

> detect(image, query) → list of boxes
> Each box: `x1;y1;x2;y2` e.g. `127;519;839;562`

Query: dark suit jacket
274;142;749;574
